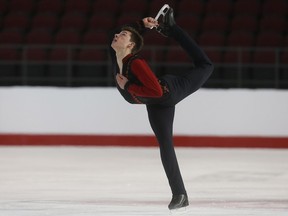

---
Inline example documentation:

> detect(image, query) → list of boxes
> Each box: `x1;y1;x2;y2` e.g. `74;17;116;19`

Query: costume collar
122;54;133;63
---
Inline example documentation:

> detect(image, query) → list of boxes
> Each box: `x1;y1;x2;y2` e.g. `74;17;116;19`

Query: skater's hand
142;17;159;29
116;74;129;89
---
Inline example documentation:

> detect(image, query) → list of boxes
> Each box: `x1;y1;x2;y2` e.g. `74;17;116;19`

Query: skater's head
111;26;143;55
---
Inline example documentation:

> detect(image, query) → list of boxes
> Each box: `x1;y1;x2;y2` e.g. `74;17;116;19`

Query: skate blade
169;206;188;215
150;4;170;29
155;4;170;21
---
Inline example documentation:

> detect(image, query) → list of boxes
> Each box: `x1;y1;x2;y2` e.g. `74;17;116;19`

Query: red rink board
0;134;287;148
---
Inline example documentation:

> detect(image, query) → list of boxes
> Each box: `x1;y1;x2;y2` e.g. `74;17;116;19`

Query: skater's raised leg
157;7;214;103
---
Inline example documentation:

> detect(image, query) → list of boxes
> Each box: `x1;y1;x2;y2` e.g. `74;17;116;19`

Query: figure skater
109;8;213;210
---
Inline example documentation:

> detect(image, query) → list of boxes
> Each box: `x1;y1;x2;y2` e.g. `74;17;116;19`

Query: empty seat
116;14;142;26
204;49;223;63
31;13;58;32
26;48;48;61
229;14;258;33
77;49;107;61
223;50;252;63
255;31;284;47
279;52;288;86
50;29;79;62
140;48;166;62
284;35;288;47
224;31;254;63
262;0;287;16
64;0;90;14
252;32;284;64
233;0;261;16
24;30;50;83
75;48;108;85
0;29;23;44
201;14;229;33
89;14;115;31
0;29;21;61
205;0;233;16
198;31;226;47
37;0;63;15
197;31;225;63
144;31;168;46
177;0;204;16
0;48;20;60
25;29;53;44
25;49;48;84
120;0;148;15
166;49;191;63
59;12;87;31
3;12;30;31
54;29;81;44
49;48;76;61
252;51;278;64
226;31;255;47
280;50;288;64
92;0;120;15
52;29;80;60
9;0;35;14
82;30;108;45
143;32;170;61
259;15;287;33
176;14;201;36
0;0;8;15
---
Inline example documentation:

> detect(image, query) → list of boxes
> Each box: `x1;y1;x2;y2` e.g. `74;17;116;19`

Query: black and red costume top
109;20;168;104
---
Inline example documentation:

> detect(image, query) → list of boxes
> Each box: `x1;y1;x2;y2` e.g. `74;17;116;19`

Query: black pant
146;25;213;195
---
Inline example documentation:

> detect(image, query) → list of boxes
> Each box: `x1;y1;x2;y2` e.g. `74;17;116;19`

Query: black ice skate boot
156;8;176;37
168;194;189;210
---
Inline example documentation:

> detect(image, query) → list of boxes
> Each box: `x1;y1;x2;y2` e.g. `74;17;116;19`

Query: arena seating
0;0;287;87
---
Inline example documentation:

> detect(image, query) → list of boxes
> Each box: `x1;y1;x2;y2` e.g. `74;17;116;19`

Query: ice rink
0;146;287;216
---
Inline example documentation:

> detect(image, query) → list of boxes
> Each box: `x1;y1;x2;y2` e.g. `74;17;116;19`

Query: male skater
109;8;213;210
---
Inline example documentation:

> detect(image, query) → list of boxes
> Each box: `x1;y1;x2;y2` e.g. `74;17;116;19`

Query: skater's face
111;30;135;53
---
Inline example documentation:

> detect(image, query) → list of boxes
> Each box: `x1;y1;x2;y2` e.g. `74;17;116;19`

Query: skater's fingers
147;17;158;23
143;17;159;28
116;74;128;89
147;22;159;29
118;74;126;80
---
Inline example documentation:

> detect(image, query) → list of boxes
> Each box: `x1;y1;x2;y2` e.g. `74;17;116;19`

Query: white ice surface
0;147;287;216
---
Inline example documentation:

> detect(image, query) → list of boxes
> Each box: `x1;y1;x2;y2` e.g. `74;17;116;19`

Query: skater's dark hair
121;26;144;54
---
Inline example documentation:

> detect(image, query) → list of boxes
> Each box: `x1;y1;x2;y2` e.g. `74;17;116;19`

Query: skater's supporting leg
146;104;186;196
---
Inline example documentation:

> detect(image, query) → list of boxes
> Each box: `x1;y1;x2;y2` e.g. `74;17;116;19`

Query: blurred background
0;0;287;89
